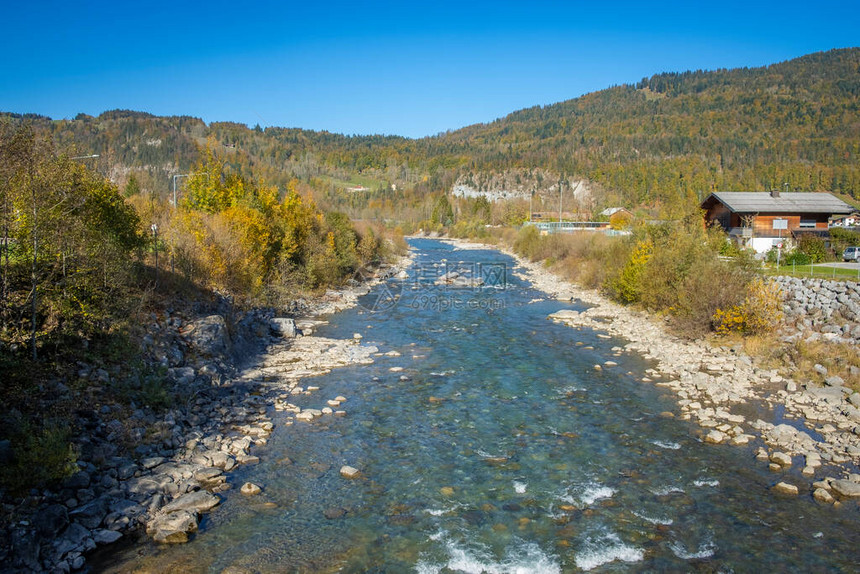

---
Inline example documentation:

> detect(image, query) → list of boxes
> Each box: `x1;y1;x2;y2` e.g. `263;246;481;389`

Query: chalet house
700;190;854;253
831;213;860;227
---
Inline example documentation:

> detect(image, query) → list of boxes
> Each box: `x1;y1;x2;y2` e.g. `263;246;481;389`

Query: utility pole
151;223;159;286
530;187;534;222
172;174;189;209
558;175;564;226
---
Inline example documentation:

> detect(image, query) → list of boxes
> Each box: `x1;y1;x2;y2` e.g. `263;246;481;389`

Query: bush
611;215;758;337
607;240;652;304
783;250;811;265
795;234;828;263
713;278;783;335
512;225;542;260
0;417;77;496
667;256;752;337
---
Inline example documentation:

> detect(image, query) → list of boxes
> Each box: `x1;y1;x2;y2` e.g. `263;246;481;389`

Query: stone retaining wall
775;276;860;344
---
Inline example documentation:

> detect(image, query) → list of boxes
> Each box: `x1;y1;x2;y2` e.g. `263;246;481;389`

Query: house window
799;219;816;229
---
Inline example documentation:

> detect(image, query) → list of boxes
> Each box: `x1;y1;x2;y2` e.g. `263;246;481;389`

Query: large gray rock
160;490;221;514
824;375;845;387
773;482;799;495
93;528;123;545
187;315;231;357
54;522;92;556
146;509;198;544
831;479;860;498
64;470;91;490
270;318;298;338
69;496;110;529
168;366;196;384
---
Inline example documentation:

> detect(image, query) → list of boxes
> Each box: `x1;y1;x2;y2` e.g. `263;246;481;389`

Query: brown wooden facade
701;193;846;238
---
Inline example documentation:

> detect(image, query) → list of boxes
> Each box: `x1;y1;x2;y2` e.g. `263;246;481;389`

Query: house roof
600;207;630;216
701;192;854;215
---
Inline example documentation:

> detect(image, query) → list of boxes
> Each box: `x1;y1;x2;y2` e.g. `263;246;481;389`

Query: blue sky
2;1;858;138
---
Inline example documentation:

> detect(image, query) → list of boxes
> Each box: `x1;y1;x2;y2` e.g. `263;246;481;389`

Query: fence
523;221;629;235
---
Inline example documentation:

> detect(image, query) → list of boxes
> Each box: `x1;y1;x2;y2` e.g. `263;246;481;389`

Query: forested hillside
449;48;860;209
3;48;858;218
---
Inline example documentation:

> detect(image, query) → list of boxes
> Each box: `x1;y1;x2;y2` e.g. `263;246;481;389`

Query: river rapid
100;239;860;573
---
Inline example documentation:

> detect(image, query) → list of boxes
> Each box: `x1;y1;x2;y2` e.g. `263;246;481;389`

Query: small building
700;190;854;253
830;213;860;227
599;207;632;219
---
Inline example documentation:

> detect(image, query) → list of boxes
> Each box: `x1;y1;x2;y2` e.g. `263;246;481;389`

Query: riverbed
98;239;860;573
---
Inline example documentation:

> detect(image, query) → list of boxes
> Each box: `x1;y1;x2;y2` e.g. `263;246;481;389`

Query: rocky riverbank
442;238;860;506
0;255;413;573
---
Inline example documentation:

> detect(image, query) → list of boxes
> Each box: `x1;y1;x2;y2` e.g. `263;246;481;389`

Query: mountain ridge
3;47;858;211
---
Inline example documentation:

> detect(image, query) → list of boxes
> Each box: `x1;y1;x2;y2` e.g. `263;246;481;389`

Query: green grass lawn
320;174;389;192
763;262;860;280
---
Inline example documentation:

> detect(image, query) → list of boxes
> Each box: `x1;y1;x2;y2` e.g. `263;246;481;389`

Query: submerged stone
340;466;361;479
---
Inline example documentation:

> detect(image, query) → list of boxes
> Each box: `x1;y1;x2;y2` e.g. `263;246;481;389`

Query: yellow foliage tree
713;278;783;335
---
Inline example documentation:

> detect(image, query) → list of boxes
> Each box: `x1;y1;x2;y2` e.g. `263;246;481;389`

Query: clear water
98;239;860;573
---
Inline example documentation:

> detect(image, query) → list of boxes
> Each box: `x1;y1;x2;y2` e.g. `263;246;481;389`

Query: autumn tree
0;123;145;358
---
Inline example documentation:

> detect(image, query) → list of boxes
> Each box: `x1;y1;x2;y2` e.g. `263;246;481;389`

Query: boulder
769;452;793;467
54;522;92;556
270;318;298;338
147;510;199;544
93;529;123;545
240;482;262;496
340;466;361;479
704;430;725;444
69;496;110;529
813;488;835;504
10;527;41;571
824;375;845;387
764;424;817;451
194;467;225;483
773;482;799;495
64;470;91;490
160;490;221;514
187;315;231;357
831;479;860;498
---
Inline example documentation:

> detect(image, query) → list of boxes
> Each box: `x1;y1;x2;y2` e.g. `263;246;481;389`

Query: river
99;239;860;572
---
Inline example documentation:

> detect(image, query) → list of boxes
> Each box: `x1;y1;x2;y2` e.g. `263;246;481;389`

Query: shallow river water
100;239;860;573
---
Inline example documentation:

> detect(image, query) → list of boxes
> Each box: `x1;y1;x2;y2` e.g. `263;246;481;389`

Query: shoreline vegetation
438;235;860;504
0;124;412;572
1;233;858;571
1;248;415;572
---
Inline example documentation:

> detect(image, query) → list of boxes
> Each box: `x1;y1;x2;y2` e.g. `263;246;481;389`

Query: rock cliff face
451;169;595;207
